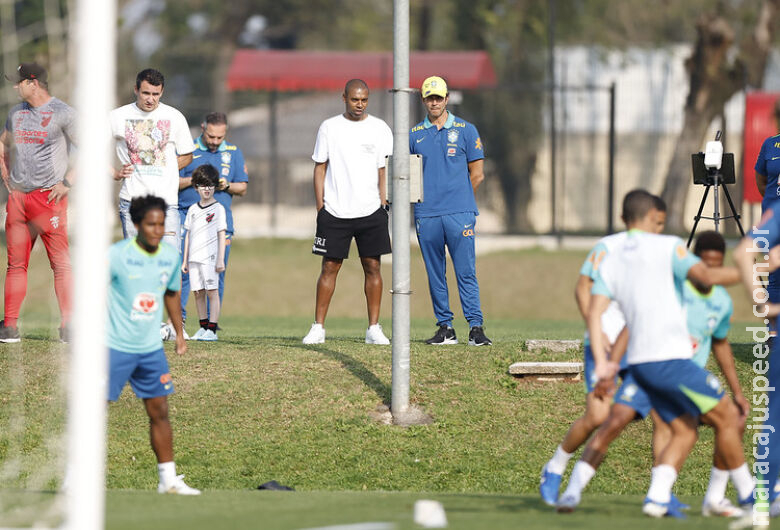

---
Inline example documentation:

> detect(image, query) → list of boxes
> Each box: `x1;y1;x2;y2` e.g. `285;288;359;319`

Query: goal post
64;0;116;528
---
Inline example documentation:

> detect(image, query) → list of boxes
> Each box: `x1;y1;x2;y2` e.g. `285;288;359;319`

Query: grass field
0;238;768;529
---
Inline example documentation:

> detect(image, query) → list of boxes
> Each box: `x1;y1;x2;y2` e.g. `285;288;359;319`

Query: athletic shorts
189;260;218;291
629;359;725;423
312;206;391;259
108;347;174;401
583;344;619;394
613;370;652;419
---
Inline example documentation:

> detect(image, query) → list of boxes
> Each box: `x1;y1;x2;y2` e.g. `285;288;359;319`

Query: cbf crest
221;152;232;164
159;271;170;288
447;130;459;144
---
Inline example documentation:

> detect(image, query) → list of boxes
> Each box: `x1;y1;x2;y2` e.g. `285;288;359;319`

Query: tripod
686;170;745;248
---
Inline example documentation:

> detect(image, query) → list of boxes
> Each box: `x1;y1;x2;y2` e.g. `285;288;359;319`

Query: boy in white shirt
181;165;226;341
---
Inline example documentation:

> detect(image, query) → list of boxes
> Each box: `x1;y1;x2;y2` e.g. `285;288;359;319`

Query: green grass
0;238;770;528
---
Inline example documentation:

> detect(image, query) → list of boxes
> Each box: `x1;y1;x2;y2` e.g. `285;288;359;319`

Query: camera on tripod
687;131;743;246
691;131;736;186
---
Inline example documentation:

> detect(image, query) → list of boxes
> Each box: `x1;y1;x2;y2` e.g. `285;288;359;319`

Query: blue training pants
415;212;483;328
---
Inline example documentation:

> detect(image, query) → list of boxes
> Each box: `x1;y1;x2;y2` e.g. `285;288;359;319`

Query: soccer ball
160;322;176;341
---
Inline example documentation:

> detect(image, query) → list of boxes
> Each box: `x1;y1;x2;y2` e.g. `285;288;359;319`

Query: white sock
647;465;677;504
547;445;573;475
561;461;595;499
704;467;729;505
729;463;755;501
158;461;176;486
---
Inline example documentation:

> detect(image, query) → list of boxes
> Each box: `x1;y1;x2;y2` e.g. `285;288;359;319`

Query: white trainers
365;324;390;344
182;327;190;340
199;329;218;341
158;474;201;495
191;327;206;340
303;323;325;344
703;498;744;517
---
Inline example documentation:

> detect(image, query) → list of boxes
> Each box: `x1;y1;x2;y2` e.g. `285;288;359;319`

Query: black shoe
425;325;457;345
468;326;492;346
59;326;69;343
0;321;21;343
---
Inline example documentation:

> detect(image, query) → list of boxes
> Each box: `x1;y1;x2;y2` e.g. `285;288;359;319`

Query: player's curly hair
129;195;167;225
191;164;220;188
693;230;726;257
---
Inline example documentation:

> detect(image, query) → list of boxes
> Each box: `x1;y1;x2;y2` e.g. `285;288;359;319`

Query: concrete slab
525;339;582;353
508;362;583;381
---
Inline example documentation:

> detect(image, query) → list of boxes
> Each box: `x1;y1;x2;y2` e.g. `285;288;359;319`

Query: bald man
302;79;393;346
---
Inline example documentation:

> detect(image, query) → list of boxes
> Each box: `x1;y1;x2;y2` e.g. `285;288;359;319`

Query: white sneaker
158;474;201;495
303;323;325;344
365;324;390;344
182;327;190;340
191;327;207;340
199;329;218;341
703;498;744;517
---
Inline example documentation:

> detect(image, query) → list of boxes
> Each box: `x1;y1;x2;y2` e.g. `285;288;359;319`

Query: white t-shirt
183;201;227;264
596;232;700;365
312;114;393;219
110;102;194;206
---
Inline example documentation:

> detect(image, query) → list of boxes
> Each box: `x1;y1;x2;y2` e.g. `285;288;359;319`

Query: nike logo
192;155;202;159
773;156;780;160
464;224;472;229
416;137;426;143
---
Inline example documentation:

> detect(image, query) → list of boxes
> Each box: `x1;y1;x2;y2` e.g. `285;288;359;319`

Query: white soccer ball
160;323;176;341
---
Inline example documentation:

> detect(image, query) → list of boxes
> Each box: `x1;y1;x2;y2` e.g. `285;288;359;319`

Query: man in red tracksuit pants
0;63;76;343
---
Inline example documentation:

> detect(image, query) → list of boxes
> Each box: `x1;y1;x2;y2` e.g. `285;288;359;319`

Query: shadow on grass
294;344;391;404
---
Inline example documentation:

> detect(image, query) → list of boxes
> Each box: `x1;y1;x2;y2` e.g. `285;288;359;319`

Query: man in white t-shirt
302;79;393;345
110;68;194;249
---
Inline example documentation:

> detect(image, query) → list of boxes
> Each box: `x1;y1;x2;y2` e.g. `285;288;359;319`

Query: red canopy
226;50;497;92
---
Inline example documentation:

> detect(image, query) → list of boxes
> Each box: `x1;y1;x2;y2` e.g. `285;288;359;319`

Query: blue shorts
583;344;620;394
630;359;725;423
109;347;174;401
613;371;652;419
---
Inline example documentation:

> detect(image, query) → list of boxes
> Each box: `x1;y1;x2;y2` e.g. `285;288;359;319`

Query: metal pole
547;0;557;235
269;88;279;233
391;0;411;417
67;0;115;528
607;82;616;234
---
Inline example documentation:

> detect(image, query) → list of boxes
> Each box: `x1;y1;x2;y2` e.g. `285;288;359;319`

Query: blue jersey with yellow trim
755;134;780;209
179;136;248;235
682;280;732;368
409;112;483;218
107;238;181;354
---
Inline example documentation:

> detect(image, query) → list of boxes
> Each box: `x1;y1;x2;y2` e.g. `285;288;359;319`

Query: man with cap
0;62;76;342
409;76;491;346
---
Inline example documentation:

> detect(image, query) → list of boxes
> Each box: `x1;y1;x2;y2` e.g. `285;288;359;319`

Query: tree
660;0;780;231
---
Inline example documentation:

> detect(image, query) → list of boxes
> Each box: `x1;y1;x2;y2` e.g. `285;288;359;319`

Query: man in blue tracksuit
409;75;491;346
178;112;248;324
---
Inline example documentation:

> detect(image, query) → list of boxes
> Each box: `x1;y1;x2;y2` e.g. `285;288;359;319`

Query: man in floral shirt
110;68;193;249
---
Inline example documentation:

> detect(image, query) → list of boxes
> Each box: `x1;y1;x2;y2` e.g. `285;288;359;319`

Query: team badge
41;112;52;128
620;384;638;402
50;216;60;229
447;130;459;143
206;213;215;223
159;271;170;287
706;374;722;392
221;152;232;164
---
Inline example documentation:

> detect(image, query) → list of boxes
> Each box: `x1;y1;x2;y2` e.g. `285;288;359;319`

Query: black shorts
312;207;391;259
